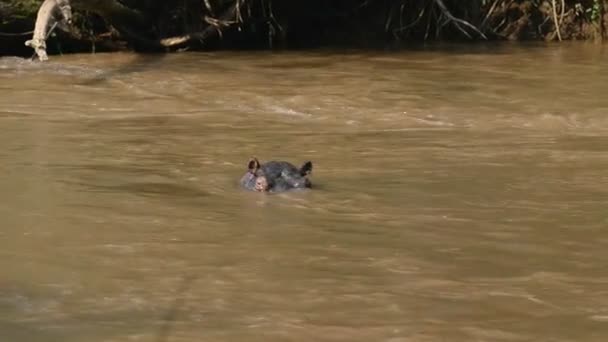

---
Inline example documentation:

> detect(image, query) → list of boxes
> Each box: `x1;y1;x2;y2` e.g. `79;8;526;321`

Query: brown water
1;43;608;342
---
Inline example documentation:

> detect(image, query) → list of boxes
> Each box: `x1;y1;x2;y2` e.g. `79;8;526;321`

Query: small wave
267;104;312;118
0;56;104;78
0;56;35;70
471;111;608;133
411;114;456;127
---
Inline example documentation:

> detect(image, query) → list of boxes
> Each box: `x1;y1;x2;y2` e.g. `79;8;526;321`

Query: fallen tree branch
25;0;72;61
26;0;157;60
156;1;246;48
25;0;248;59
112;1;245;50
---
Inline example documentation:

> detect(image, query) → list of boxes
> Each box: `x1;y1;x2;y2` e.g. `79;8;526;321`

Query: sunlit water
1;43;608;341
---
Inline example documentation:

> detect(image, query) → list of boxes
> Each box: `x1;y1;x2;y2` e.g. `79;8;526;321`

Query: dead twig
0;30;35;36
559;0;565;34
433;0;487;39
552;0;562;41
203;0;215;16
480;0;500;29
393;8;427;36
424;3;434;40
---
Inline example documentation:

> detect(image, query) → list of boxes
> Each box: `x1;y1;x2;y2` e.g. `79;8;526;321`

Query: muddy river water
1;43;607;341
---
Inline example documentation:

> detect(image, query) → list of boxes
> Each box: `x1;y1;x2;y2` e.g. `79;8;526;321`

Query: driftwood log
25;0;72;61
25;0;151;60
25;0;247;61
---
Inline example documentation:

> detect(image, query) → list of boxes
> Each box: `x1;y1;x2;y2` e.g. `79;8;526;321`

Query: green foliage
2;0;42;21
589;0;601;23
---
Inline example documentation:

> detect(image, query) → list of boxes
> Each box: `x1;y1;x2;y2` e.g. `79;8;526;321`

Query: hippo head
240;157;313;193
240;158;268;192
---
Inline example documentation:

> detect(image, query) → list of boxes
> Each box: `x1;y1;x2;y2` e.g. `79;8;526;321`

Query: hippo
240;157;313;193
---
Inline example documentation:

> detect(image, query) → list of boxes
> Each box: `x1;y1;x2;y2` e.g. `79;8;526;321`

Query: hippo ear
300;161;313;176
248;158;261;172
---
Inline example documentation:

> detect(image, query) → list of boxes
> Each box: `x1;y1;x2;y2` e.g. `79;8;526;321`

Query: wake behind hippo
240;157;313;193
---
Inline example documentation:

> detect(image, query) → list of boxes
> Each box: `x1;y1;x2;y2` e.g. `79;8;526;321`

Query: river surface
1;43;608;341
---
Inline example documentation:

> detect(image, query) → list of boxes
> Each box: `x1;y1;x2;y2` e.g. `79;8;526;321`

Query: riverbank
1;0;607;58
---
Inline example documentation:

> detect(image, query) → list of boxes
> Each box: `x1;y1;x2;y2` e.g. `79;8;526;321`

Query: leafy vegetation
1;0;40;21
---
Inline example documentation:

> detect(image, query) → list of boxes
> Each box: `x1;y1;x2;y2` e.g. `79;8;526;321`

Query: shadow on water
155;275;197;342
0;321;64;342
77;53;168;85
61;180;209;198
0;53;167;88
52;163;210;198
1;276;198;342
